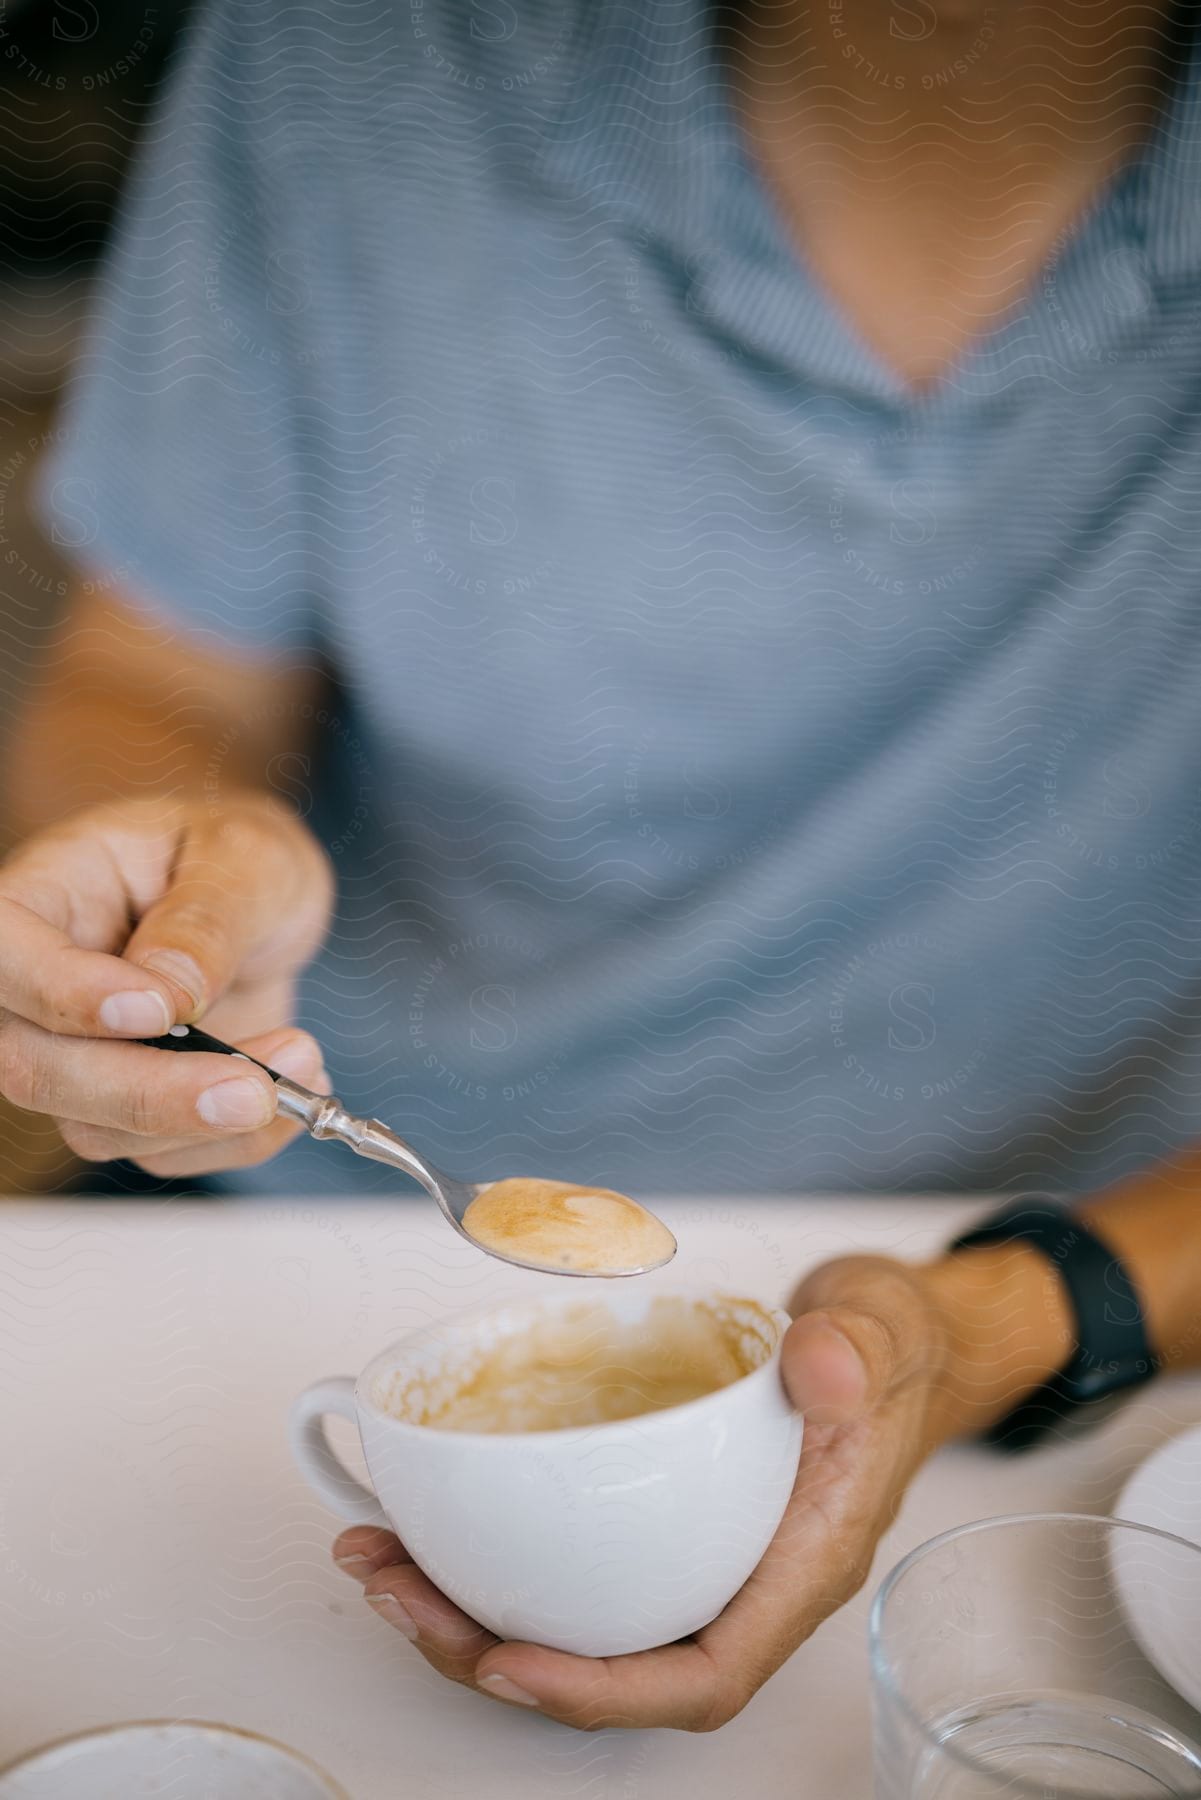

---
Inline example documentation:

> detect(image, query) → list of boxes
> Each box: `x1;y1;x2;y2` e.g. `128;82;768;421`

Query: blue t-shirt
40;0;1201;1195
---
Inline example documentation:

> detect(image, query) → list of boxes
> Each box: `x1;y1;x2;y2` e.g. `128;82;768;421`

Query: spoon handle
137;1025;432;1185
137;1023;325;1128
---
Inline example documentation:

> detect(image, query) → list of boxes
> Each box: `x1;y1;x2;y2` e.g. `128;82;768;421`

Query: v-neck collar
536;0;737;255
537;0;1201;411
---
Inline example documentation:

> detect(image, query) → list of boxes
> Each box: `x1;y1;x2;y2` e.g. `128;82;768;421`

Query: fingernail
815;1320;864;1364
365;1592;419;1641
267;1035;325;1083
334;1553;375;1580
99;989;173;1036
479;1673;541;1708
196;1076;275;1130
137;949;206;1011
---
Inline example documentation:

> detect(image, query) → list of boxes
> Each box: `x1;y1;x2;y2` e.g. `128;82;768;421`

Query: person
2;0;1200;1730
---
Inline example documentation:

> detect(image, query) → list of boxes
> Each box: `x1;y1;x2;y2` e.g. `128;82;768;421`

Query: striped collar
537;0;736;255
537;0;1201;401
1140;0;1201;278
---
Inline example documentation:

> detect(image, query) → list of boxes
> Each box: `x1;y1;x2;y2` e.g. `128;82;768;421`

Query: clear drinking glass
870;1513;1201;1800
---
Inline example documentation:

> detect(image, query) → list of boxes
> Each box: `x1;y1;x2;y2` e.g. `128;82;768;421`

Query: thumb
123;803;331;1022
781;1256;943;1428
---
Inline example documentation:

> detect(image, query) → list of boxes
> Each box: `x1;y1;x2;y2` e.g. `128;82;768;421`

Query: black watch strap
950;1200;1160;1452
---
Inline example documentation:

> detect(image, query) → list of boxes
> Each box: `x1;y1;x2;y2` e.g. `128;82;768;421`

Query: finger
359;1563;745;1729
122;799;332;1021
362;1564;499;1683
471;1449;845;1731
478;1271;944;1733
0;889;179;1039
188;978;300;1052
474;1637;726;1731
57;1102;312;1167
783;1256;942;1427
56;1029;327;1165
135;1124;304;1177
64;1114;306;1177
687;1280;947;1702
484;1389;917;1731
695;1422;889;1678
79;1034;329;1173
494;1429;894;1731
0;1017;308;1137
332;1526;411;1581
780;1315;875;1426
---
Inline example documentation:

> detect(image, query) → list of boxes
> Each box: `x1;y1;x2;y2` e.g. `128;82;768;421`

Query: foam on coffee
461;1178;676;1274
404;1295;775;1435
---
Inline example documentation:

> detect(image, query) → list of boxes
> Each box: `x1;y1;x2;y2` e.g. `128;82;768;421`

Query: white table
2;1195;1199;1799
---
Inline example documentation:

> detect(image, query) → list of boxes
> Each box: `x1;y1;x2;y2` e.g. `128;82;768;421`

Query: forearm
917;1151;1201;1445
15;685;214;831
8;590;323;835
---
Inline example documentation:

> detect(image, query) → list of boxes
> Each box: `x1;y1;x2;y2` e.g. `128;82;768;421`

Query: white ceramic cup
290;1287;803;1657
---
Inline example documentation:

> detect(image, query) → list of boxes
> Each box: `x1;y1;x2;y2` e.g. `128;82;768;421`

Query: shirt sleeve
34;0;320;658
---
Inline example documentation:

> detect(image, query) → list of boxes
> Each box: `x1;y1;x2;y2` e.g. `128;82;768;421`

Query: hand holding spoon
139;1025;677;1278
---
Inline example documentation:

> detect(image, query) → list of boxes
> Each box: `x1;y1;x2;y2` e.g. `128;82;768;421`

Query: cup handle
289;1377;389;1526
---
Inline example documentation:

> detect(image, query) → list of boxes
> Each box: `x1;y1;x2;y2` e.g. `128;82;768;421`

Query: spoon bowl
141;1025;677;1278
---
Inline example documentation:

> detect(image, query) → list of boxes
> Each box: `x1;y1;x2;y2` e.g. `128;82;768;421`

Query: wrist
914;1240;1076;1446
1078;1170;1198;1373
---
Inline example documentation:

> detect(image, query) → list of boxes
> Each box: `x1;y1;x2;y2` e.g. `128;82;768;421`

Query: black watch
949;1199;1160;1452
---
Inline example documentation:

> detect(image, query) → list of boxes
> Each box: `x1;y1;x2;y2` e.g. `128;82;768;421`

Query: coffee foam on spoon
462;1178;677;1274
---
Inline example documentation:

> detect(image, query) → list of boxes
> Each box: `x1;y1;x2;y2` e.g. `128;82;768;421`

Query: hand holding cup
318;1257;955;1732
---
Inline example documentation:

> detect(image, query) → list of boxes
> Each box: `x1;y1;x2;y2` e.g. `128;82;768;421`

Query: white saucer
1114;1422;1201;1715
0;1721;349;1799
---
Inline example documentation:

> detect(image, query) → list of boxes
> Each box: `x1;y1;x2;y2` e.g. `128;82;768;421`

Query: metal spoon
139;1024;677;1279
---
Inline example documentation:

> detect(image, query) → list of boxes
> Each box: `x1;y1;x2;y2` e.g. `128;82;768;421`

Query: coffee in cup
291;1289;802;1657
395;1293;758;1433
